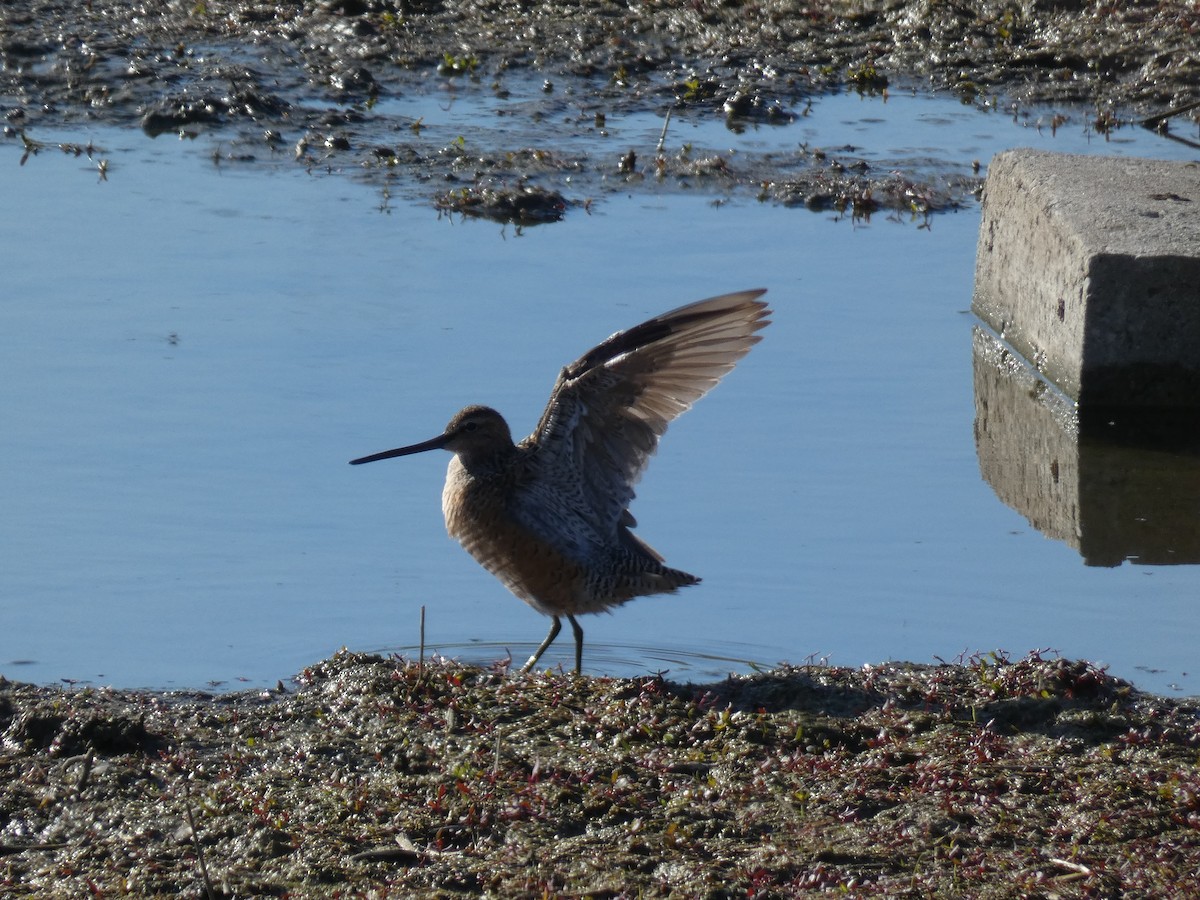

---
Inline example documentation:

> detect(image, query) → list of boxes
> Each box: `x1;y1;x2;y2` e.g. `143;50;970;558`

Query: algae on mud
2;0;1197;218
2;651;1198;897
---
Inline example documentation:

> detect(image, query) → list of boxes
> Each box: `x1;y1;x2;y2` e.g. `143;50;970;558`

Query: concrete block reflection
973;326;1200;567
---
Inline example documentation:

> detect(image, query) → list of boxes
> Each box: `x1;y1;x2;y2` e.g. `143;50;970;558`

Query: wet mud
2;0;1197;220
3;651;1199;896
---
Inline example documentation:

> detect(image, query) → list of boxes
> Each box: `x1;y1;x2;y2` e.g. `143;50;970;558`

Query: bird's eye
463;421;478;433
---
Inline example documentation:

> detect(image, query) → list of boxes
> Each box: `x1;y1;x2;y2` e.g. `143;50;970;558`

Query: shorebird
351;289;770;674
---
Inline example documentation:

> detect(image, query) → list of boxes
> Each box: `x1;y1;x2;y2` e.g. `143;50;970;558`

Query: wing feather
515;289;770;546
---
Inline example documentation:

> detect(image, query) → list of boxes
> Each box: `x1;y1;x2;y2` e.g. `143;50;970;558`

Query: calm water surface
2;91;1197;693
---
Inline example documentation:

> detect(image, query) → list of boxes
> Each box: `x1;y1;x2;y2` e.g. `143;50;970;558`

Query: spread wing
517;289;770;545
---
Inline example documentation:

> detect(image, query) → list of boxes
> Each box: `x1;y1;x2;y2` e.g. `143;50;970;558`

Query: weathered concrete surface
974;149;1200;407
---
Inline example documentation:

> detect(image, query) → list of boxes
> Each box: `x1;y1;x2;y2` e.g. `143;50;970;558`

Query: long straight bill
349;432;449;465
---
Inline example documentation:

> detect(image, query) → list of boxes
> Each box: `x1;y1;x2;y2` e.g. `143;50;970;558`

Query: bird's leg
520;616;562;673
567;615;584;675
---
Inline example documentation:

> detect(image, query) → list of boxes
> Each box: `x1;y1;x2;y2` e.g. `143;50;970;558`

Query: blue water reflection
1;94;1196;694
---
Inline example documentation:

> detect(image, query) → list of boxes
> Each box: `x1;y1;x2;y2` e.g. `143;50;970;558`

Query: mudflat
3;651;1199;897
3;0;1196;217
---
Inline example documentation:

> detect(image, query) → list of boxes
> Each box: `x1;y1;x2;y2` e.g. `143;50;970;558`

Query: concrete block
973;149;1200;408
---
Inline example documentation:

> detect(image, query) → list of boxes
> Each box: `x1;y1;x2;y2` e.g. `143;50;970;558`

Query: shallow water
2;89;1197;694
401;82;1132;161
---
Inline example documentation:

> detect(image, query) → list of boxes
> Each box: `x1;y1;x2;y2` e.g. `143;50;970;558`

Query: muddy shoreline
3;651;1199;897
3;0;1197;218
